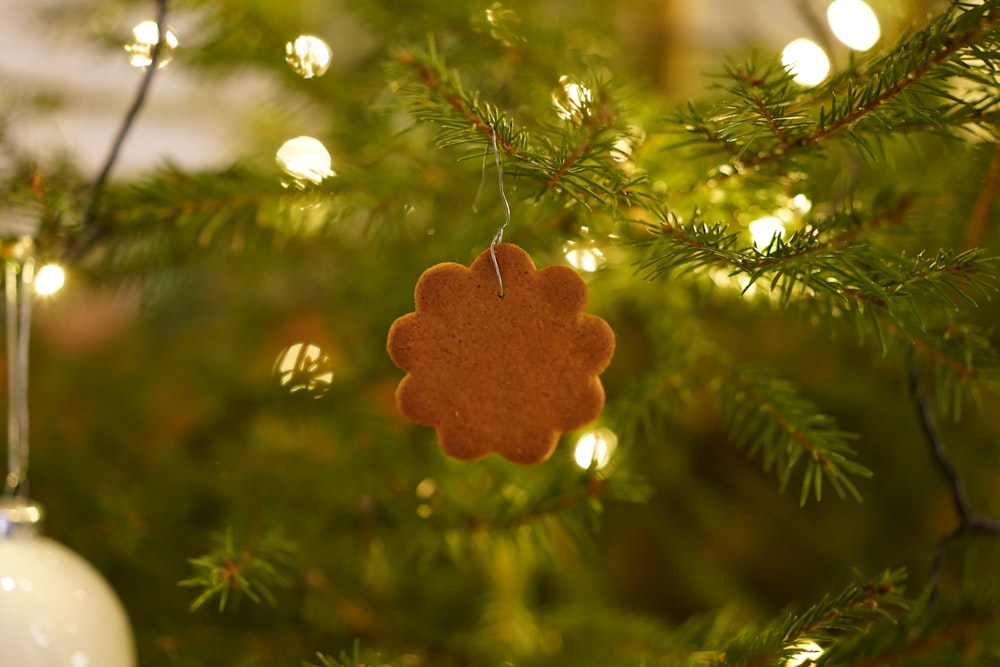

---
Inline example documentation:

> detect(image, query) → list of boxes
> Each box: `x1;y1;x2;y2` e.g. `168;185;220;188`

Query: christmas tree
2;0;1000;665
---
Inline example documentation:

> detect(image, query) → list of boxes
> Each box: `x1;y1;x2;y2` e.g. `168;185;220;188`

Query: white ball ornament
0;500;136;667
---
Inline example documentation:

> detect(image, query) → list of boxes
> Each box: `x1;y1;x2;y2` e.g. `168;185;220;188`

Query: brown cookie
386;243;615;464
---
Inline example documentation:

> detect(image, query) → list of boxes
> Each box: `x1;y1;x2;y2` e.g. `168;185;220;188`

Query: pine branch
461;476;610;532
711;358;870;505
781;2;1000;158
635;199;908;283
820;596;1000;667
179;528;297;613
964;141;1000;249
392;40;528;157
424;467;651;555
614;324;871;504
675;1;1000;169
306;641;367;667
721;570;909;667
635;198;1000;415
392;41;632;205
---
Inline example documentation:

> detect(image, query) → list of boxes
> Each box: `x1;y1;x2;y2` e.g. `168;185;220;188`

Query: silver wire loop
4;237;34;499
473;128;511;298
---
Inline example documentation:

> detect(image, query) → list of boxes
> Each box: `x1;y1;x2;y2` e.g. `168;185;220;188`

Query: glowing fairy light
125;20;178;68
483;1;524;45
790;194;813;214
573;428;618;470
285;35;332;78
415;478;436;499
276;136;335;187
827;0;880;51
785;640;824;667
563;241;607;272
749;216;786;249
781;39;830;86
552;75;592;120
273;342;334;398
34;264;65;296
610;138;633;163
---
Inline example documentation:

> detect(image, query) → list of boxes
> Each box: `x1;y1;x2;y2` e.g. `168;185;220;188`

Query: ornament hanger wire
4;238;35;499
473;127;511;298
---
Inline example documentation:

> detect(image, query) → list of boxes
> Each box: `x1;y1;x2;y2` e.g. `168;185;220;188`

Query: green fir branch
425;466;652;561
635;197;1000;415
391;38;530;157
638;202;998;314
818;592;1000;667
306;641;368;667
710;358;871;505
179;528;297;613
612;324;871;504
391;39;632;204
720;569;909;667
675;0;1000;168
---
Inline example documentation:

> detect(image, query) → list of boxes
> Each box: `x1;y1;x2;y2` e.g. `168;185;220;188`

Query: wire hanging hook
4;237;34;499
472;128;511;298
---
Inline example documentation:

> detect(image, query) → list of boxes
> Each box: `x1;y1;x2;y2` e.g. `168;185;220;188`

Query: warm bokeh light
285;35;332;78
415;478;436;499
276;136;335;187
785;640;824;667
483;1;524;46
790;193;813;214
34;264;65;296
573;428;618;470
552;75;592;120
781;38;830;86
125;20;178;68
749;216;786;249
273;342;334;398
828;0;880;51
610;138;633;163
563;241;607;272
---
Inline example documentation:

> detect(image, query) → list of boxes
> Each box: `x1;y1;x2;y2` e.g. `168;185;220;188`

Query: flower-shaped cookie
387;243;615;464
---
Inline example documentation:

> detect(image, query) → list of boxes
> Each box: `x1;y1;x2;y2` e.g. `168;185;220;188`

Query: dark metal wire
66;0;169;263
908;363;1000;601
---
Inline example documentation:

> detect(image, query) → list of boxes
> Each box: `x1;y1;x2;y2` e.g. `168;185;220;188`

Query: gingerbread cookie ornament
387;243;615;464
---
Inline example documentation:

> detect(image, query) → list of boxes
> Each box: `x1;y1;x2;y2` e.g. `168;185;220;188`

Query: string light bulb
827;0;880;51
563;241;607;272
781;39;830;86
790;194;813;214
273;342;334;398
552;76;592;120
125;20;178;69
33;264;65;296
573;428;617;470
276;136;335;187
748;216;786;250
785;640;824;667
285;35;332;78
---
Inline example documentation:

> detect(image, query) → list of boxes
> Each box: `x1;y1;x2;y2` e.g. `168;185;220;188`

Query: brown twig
850;609;1000;667
964;140;1000;249
743;11;1000;168
748;198;911;271
740;581;895;667
753;95;790;145
397;51;521;156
